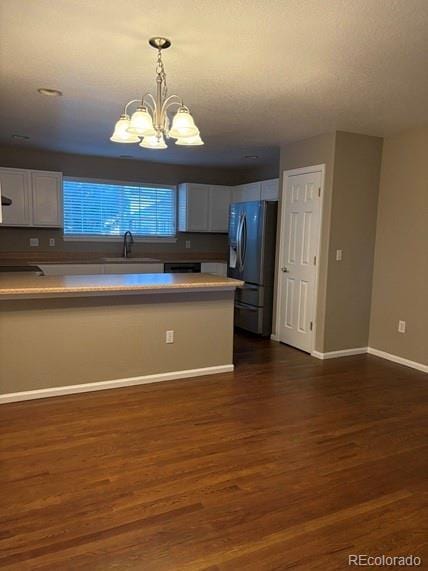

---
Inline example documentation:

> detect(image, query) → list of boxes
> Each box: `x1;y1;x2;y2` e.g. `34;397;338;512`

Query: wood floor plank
1;332;427;570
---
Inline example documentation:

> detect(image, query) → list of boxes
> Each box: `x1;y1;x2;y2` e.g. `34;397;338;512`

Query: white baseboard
367;347;428;374
311;347;368;360
0;364;234;404
270;333;280;342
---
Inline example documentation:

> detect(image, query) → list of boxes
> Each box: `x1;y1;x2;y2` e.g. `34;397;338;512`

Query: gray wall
369;126;428;365
324;132;383;351
276;131;383;353
0;145;277;255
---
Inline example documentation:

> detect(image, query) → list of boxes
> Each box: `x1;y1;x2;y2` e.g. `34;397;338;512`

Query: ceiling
1;0;427;168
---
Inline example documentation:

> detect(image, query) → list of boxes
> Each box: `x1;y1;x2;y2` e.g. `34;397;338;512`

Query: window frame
62;176;178;243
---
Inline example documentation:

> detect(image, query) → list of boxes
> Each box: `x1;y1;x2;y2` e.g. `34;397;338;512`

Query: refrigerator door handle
236;214;243;271
240;214;247;270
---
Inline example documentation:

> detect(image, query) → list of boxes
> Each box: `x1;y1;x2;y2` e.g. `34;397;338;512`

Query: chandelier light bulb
175;134;204;146
128;106;156;136
110;115;141;143
139;134;168;149
169;108;199;139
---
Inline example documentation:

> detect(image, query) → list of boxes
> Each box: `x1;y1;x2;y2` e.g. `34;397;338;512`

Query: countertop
0;272;243;299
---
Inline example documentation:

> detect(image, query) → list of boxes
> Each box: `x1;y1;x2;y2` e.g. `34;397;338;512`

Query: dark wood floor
1;333;427;570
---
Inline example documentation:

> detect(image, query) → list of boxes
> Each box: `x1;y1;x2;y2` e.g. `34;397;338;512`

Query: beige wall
0;145;277;255
276;131;383;353
324;132;383;351
276;132;336;351
0;291;235;394
369;127;428;365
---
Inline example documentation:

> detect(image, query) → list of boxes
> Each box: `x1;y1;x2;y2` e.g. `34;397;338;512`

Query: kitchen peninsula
0;272;243;403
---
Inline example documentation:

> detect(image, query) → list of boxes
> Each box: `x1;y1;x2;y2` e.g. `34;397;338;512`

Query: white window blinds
63;179;176;238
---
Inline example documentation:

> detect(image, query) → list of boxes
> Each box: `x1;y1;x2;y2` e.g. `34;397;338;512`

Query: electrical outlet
29;238;39;247
165;330;174;344
398;320;406;333
336;249;343;261
185;240;191;249
49;238;56;247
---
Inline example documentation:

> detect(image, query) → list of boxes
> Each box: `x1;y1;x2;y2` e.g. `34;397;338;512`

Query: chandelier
110;37;203;150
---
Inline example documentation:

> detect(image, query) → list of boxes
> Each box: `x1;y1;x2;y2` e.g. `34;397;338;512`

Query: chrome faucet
122;231;134;258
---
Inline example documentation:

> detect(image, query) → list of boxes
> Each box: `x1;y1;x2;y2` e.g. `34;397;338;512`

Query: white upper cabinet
31;171;63;227
232;179;279;203
178;183;210;232
0;167;63;227
261;178;279;201
177;178;278;232
208;185;232;233
0;168;31;226
178;183;231;233
232;182;261;203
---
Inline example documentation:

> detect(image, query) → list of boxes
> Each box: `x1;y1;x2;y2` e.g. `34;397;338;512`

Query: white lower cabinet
103;263;164;274
201;262;228;277
39;264;104;276
40;263;164;276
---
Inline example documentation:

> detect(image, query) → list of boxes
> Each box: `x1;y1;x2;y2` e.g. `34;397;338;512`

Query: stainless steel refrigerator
228;200;277;336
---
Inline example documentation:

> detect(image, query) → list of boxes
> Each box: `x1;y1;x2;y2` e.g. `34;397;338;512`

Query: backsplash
0;227;228;255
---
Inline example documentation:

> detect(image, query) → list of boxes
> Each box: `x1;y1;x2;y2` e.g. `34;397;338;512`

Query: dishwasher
164;262;201;273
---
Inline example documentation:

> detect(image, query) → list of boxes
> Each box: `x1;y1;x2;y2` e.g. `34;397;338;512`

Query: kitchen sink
102;257;161;263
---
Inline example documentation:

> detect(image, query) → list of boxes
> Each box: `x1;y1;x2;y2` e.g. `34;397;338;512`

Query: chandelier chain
156;49;168;100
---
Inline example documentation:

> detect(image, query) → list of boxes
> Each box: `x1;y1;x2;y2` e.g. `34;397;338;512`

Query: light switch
336;249;343;261
398;320;406;333
185;240;191;249
166;330;174;343
29;238;39;247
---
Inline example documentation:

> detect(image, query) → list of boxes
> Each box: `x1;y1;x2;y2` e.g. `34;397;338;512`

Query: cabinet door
179;184;210;232
232;182;261;203
242;182;261;201
261;179;279;201
201;262;219;274
232;186;244;203
0;168;31;226
39;264;104;276
208;186;231;232
201;262;228;276
103;263;164;274
31;171;63;227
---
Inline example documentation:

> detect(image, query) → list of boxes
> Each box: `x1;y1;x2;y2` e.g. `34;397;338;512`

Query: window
63;178;176;240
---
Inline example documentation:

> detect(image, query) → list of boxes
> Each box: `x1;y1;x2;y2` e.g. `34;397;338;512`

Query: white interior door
278;168;323;352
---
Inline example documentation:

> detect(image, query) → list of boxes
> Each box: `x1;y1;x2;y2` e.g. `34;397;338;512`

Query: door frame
274;164;326;354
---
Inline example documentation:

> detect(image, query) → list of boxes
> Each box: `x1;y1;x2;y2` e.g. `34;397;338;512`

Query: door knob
281;267;289;273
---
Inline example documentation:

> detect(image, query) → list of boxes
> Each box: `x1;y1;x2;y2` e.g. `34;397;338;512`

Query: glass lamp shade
175;134;204;146
168;107;199;139
110;115;140;143
139;134;167;150
128;106;156;136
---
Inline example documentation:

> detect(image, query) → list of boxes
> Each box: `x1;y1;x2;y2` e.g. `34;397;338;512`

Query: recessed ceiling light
38;88;63;97
11;134;30;141
244;155;259;160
